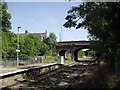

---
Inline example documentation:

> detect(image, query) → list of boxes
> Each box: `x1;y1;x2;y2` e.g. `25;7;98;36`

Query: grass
64;59;75;65
39;56;74;65
39;56;57;63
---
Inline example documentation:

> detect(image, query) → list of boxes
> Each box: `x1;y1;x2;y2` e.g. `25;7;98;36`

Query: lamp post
16;27;21;66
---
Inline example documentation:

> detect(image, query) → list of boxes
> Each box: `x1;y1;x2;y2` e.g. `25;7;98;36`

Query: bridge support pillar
73;50;79;62
57;56;64;64
65;51;72;60
66;51;74;61
70;51;74;61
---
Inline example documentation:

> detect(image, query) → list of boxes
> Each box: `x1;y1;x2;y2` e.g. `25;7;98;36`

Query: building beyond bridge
56;41;94;62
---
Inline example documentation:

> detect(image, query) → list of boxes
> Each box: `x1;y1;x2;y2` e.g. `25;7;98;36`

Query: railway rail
1;60;97;90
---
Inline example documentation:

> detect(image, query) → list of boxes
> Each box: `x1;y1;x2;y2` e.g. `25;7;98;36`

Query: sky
7;1;89;41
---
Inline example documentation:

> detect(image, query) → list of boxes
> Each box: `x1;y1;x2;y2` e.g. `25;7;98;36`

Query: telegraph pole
59;25;63;42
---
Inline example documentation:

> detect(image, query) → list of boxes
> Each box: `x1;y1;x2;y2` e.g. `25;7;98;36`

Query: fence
1;57;35;67
1;56;58;67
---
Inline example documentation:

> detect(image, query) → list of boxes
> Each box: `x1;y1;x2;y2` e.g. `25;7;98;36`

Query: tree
0;2;50;58
44;32;57;56
7;32;17;58
0;2;13;58
64;2;120;71
49;32;57;55
78;50;85;58
49;32;57;44
19;34;49;57
44;32;57;49
1;2;11;32
38;42;49;56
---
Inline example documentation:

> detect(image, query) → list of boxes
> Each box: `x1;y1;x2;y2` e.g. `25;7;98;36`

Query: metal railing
1;56;58;67
1;57;36;67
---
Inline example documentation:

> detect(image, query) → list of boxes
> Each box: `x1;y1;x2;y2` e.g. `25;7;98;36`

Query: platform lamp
16;27;21;66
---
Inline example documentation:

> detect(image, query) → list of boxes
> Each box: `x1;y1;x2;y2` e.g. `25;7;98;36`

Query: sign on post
16;49;20;52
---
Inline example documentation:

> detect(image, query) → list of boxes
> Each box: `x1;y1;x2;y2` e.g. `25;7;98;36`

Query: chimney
25;30;28;34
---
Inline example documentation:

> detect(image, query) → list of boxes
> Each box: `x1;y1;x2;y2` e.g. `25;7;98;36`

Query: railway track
3;61;98;90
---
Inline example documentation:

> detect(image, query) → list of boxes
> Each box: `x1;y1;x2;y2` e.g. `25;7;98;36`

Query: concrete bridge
56;40;94;62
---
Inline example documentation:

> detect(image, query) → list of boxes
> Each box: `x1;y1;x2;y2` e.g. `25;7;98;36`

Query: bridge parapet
56;40;95;61
56;41;91;46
